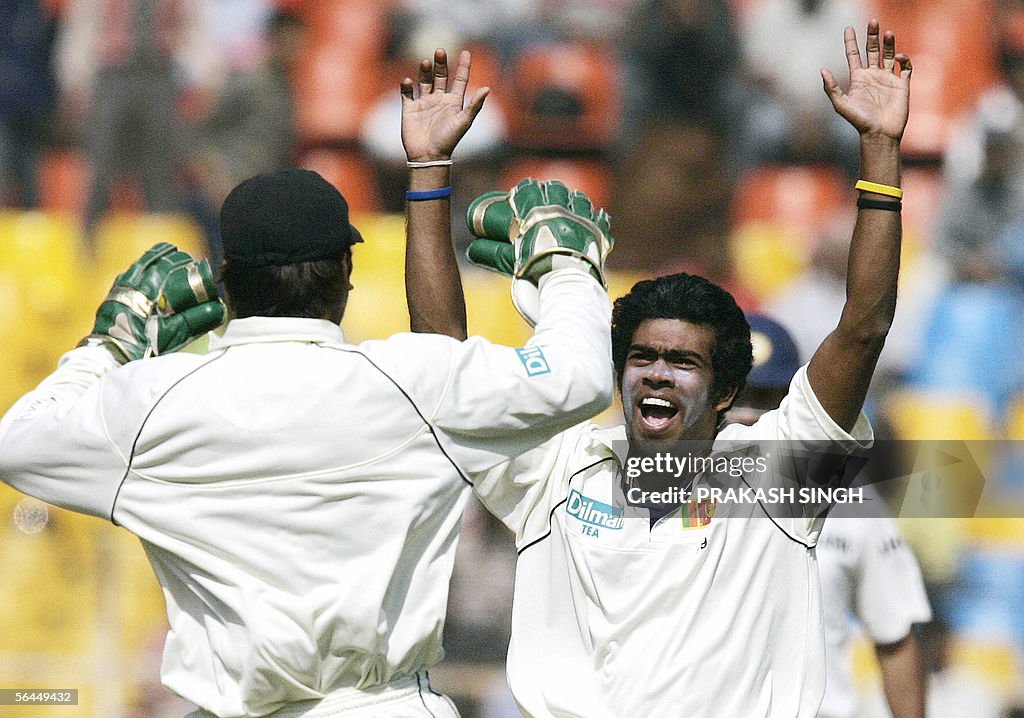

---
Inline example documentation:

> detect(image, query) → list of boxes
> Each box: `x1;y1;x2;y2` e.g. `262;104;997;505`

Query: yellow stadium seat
0;212;93;402
949;638;1021;695
340;213;408;342
463;271;531;347
883;390;995;520
0;488;98;655
730;223;808;303
606;271;644;305
884;389;993;441
966;518;1024;547
91;213;209;306
348;213;405;277
341;279;409;343
730;164;847;245
0;210;87;328
852;635;1019;705
1007;394;1024;441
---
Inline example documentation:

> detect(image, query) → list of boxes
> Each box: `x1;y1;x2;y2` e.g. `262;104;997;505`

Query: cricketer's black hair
611;273;753;421
220;248;351;323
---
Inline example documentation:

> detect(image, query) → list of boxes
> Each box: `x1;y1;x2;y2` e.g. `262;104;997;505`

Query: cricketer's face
620;319;735;447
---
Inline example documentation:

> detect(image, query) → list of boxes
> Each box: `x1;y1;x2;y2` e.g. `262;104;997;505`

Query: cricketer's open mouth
638;396;679;433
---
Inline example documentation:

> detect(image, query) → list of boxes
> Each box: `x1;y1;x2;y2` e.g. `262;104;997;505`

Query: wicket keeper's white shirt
0;270;612;718
475;365;873;718
816;513;932;718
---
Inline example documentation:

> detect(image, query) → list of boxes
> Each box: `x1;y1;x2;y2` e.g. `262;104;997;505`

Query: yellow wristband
855;180;903;199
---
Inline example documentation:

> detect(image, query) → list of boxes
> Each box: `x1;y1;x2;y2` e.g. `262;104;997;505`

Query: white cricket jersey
0;270;613;718
474;365;873;718
816;512;932;718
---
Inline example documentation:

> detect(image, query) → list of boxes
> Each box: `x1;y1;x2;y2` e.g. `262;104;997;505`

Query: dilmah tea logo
566;489;624;531
516;346;551;376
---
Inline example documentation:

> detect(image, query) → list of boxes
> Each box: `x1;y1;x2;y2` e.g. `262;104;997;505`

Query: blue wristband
406;186;453;201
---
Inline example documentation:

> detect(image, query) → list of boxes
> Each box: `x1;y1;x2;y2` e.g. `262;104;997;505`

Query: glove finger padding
540;180;571;208
150;258;224;355
511;180;614;286
114;242;178;288
81;243;223;363
158;258;219;314
465;178;613;327
147;300;226;355
466;191;516;243
569;189;593;218
466;238;516;276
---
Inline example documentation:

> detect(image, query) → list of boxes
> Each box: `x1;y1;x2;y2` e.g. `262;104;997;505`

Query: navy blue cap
747;314;801;389
220;169;363;266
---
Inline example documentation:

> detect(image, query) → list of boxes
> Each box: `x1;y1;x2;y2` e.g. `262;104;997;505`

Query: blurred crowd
3;0;1024;716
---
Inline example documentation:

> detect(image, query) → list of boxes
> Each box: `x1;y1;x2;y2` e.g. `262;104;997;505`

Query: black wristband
856;196;902;212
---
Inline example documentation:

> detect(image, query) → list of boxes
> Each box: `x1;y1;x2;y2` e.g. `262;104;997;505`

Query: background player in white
0;51;616;718
414;19;913;717
730;313;933;718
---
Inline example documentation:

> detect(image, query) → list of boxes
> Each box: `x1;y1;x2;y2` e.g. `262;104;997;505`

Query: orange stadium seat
378;41;504;106
898;166;943;253
730;163;849;247
728;164;848;301
292;0;392;144
299;148;381;213
504;42;619;151
461;42;504;100
37;148;88;218
725;0;761;22
499;157;612;209
872;0;998;159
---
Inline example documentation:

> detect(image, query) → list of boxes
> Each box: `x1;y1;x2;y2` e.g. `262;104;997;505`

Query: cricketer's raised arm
807;20;912;431
401;48;488;340
0;243;223;517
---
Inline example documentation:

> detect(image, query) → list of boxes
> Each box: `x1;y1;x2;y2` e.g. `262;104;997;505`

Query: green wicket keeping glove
465;178;613;325
79;242;225;363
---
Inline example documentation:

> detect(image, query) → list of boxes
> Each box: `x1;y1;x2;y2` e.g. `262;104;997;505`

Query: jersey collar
209;317;346;349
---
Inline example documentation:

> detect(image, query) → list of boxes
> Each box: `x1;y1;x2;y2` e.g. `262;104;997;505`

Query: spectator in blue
0;0;56;208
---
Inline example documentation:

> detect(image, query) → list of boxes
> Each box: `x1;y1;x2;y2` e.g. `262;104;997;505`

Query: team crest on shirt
680;498;715;530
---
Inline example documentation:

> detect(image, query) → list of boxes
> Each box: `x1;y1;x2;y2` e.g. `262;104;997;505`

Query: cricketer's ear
341;246;354;292
713;384;741;415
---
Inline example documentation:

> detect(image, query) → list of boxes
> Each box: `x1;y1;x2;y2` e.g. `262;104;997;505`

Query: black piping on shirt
110;351;229;525
517;456;618;556
321;345;473;487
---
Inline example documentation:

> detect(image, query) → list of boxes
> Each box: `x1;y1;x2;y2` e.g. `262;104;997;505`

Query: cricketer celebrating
0;52;616;717
729;314;932;718
420;22;913;717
